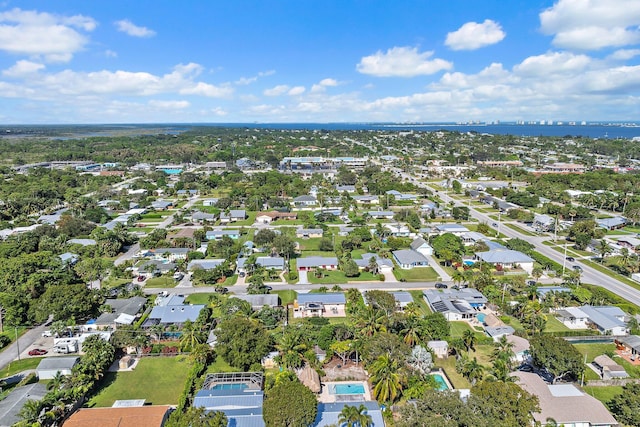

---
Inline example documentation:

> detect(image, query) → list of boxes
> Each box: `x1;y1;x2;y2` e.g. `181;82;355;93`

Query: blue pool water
161;168;182;174
331;383;365;395
477;313;486;323
213;383;247;391
463;260;475;266
431;373;451;391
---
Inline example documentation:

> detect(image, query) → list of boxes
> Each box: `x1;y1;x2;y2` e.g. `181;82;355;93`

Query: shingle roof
63;405;172;427
297;256;338;268
393;249;429;265
37;356;79;371
233;294;280;309
314;401;384;427
476;249;534;264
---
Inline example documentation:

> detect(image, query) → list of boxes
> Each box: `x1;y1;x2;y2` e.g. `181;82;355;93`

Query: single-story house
392;291;414;311
94;296;146;329
410;237;433;256
353;195;379;205
292;195;317;206
435;224;470;235
136;260;177;277
386;190;418;201
367;210;394;220
593;354;628;380
597;216;627;231
618;335;640;357
255;256;286;270
194;373;265;427
485;325;516;341
144;248;189;262
427;340;449;358
336;185;356;193
314;401;384;427
145;294;205;327
63;405;172;427
297;257;338;271
556;306;628;335
537;286;572;300
233;295;280;310
191;211;217;222
393;249;429;269
512;372;618;427
507;335;531;364
220;209;246;223
355;253;393;272
460;232;489;246
617;236;640;251
67;238;96;246
294;293;346;318
202;198;219;207
37;356;80;380
59;252;79;266
384;224;410;237
474;249;534;274
187;259;225;271
296;228;323;238
423;288;488;321
206;229;241;240
533;214;555;231
255;211;298;224
338;225;355;236
150;200;173;210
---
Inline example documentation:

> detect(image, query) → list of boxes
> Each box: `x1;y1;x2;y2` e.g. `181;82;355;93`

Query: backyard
393;267;439;282
87;356;192;407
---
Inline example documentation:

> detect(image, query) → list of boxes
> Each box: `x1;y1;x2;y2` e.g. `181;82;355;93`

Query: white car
42;330;52;337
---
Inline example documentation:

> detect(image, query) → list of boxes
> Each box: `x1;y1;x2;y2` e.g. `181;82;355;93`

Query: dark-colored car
435;282;448;289
215;286;229;294
28;348;48;356
137;275;146;282
572;265;583;272
566;256;575;262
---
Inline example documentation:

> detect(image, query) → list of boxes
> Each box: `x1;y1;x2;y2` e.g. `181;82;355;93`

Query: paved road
0;322;50;372
391;169;640;307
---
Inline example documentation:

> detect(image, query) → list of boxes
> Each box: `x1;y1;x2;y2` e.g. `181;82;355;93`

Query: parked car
215;286;229;294
42;330;52;337
137;275;146;282
173;272;184;281
435;282;448;289
265;285;273;291
572;265;583;272
28;348;48;356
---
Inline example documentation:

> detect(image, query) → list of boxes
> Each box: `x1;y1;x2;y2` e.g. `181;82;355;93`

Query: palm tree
276;328;308;369
354;306;387;337
369;354;405;403
597;239;612;262
179;320;204;352
400;316;424;346
462;329;477;353
451;269;464;288
338;404;374;427
464;357;485;385
492;335;515;369
18;399;43;424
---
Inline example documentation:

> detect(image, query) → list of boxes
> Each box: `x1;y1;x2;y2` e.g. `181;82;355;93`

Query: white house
410;237;433;256
294;293;346;318
393;250;429;269
474;249;534;275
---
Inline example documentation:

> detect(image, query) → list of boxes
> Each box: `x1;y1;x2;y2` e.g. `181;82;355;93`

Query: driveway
381;269;398;283
298;270;309;284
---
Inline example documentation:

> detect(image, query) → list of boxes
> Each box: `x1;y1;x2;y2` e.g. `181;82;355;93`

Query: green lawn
185;293;216;305
505;223;537;236
308;270;379;284
393;267;439;282
582;386;623;405
544;316;575;333
206;356;242;374
449;321;475;338
273;290;297;305
573;343;616;364
145;277;178;288
408;290;431;314
433;357;471;389
88;357;192;407
0;357;43;379
297;238;326;251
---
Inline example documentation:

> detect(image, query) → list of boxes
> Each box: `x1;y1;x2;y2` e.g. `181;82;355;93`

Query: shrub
0;334;11;349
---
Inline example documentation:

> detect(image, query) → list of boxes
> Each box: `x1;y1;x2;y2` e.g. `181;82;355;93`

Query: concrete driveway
298;270;309;284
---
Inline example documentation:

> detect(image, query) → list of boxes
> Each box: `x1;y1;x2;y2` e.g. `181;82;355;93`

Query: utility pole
15;326;20;361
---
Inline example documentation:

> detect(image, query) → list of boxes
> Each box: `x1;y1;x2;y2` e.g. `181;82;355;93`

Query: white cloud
514;51;591;76
540;0;640;49
445;19;506;50
264;84;290;96
235;70;275;85
148;100;190;109
319;78;338;86
114;19;156;38
608;49;640;60
3;60;45;77
288;86;305;96
356;46;452;77
0;8;96;62
311;77;341;93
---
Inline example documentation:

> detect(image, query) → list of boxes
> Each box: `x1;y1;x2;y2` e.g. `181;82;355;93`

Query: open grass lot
308;270;379;284
296;251;335;258
449;321;476;338
185;293;216;305
88;357;192;407
297;238;326;251
544;316;575;333
206;356;241;374
145;277;177;288
582;385;623;405
573;343;616;363
409;290;431;314
273;290;297;305
0;357;42;379
393;267;439;282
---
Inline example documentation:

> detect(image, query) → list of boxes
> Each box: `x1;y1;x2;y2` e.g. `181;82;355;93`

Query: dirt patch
322;357;368;381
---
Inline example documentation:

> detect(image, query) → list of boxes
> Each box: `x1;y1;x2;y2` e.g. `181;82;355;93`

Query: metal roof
298;292;346;304
297;256;338;268
37;356;80;370
392;249;429;265
148;304;205;324
476;249;534;264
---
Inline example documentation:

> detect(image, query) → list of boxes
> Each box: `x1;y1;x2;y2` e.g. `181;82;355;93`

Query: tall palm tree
464;357;485;385
354;306;387;337
462;329;477;353
179;320;204;352
337;404;374;427
400;316;424;346
369;354;405;403
276;328;308;369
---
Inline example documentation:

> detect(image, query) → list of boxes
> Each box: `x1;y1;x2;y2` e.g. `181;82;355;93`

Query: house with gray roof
206;229;240;240
474;249;534;274
597;216;627;231
144;247;189;261
67;238;96;246
314;401;384;427
220;209;246;223
556;306;628;335
435;224;470;235
233;295;280;310
296;228;323;238
150;199;173;210
94;296;146;328
145;294;205;327
355;253;393;272
297;256;338;271
410;237;433;256
292;195;317;206
256;256;286;270
534;214;555;231
392;291;414;311
353;195;379;205
37;356;80;379
191;210;217;222
423;289;488;321
393;249;429;269
294;293;346;318
187;259;225;271
367;210;394;219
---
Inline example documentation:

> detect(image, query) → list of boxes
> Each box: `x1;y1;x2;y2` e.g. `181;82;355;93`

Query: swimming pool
212;383;247;391
331;383;366;395
431;373;451;391
463;260;475;266
160;168;182;175
476;313;486;323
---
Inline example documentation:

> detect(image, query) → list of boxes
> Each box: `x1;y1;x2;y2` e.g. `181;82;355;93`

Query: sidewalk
425;255;452;281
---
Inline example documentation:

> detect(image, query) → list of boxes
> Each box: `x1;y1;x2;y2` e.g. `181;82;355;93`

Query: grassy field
88;357;192;407
273;290;297;305
544;316;574;333
145;277;177;288
582;385;623;405
393;267;439;282
408;290;431;314
206;356;241;374
308;270;379;284
185;293;216;305
0;357;43;379
505;223;537;236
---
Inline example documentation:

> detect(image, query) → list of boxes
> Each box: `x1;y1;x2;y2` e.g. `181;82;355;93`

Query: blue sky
0;0;639;123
